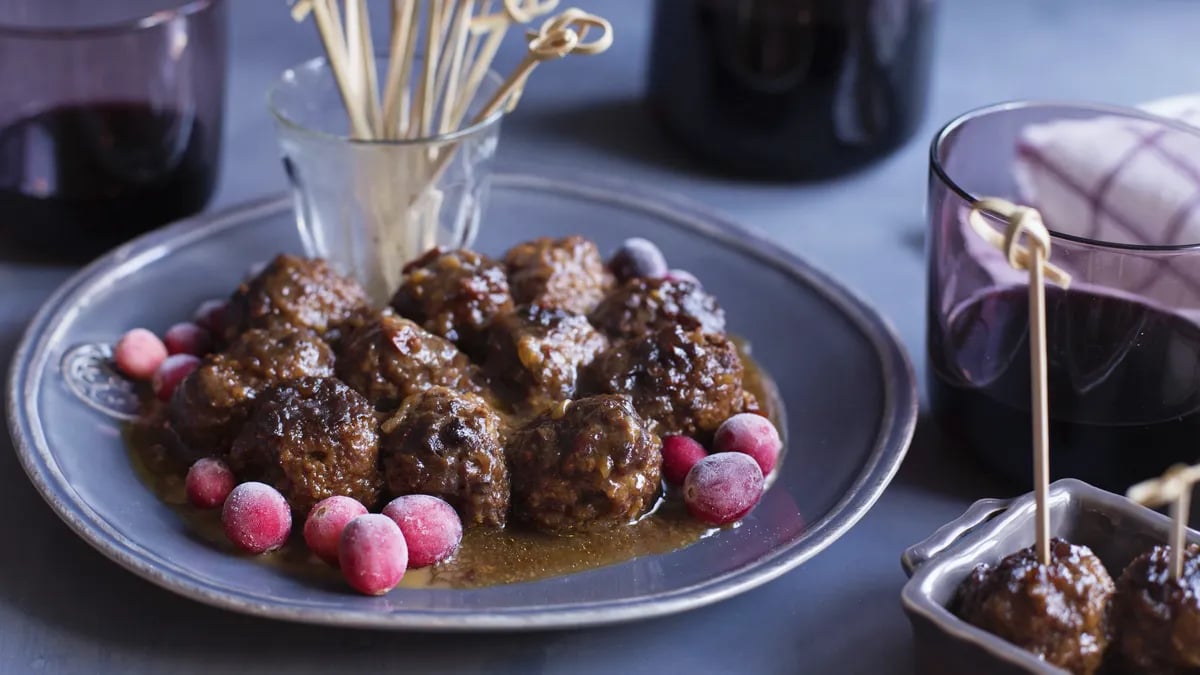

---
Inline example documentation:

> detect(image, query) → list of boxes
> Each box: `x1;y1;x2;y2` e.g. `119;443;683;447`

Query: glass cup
927;101;1200;492
0;0;228;261
268;55;503;304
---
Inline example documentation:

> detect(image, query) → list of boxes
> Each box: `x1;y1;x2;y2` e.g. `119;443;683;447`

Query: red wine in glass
928;285;1200;492
0;102;217;260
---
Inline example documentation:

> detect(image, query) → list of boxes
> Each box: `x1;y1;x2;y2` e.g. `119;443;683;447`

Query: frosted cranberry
186;458;236;509
684;453;764;525
193;299;227;335
151;353;201;402
666;269;701;287
222;482;292;554
661;435;707;485
382;495;463;568
712;413;782;476
113;328;168;381
339;514;408;595
304;496;369;566
164;322;213;356
610;237;668;282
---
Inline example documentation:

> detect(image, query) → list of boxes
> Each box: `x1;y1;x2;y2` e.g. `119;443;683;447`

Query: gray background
4;1;1200;673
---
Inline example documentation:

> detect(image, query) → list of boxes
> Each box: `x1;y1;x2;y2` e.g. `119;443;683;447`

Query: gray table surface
4;1;1200;673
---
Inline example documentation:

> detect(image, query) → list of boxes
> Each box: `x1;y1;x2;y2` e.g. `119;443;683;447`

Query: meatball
590;277;726;341
585;325;750;439
169;327;335;456
508;395;662;532
335;311;480;412
505;236;613;315
224;254;369;344
379;387;509;528
389;248;513;357
229;377;381;515
1112;544;1200;672
955;538;1115;675
484;305;609;412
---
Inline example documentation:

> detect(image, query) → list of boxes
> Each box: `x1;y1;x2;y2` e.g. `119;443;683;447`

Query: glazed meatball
379;387;509;528
224;254;369;344
389;248;513;357
1112;544;1200;672
169;327;335;456
484;305;609;412
955;539;1115;675
505;236;613;315
335;311;479;412
590;277;726;341
585;325;750;439
508;395;662;532
229;377;381;515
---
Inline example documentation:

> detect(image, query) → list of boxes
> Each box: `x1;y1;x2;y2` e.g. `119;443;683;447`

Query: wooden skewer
435;1;474;134
413;0;445;138
381;0;417;139
967;198;1071;567
353;0;382;136
1128;464;1200;580
308;0;371;138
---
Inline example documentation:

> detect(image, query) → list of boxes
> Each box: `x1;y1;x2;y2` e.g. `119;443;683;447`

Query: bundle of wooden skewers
287;0;612;299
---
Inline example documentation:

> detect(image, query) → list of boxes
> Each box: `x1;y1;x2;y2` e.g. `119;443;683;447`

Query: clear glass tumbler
927;101;1200;492
268;55;503;304
0;0;228;261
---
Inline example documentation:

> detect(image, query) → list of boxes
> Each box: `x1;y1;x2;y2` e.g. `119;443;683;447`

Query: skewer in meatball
954;538;1115;675
1111;544;1200;673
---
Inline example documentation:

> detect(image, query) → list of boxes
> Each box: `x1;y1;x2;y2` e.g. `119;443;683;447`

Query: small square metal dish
900;478;1196;675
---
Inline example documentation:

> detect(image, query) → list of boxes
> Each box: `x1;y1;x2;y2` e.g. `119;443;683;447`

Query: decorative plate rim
6;170;917;630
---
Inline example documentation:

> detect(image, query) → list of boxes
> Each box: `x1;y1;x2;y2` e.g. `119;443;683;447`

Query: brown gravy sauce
125;343;784;589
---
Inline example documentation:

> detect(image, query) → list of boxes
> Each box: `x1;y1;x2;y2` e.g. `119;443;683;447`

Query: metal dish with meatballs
112;236;786;596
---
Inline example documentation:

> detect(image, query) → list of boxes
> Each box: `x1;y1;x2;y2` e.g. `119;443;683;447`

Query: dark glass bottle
648;0;936;179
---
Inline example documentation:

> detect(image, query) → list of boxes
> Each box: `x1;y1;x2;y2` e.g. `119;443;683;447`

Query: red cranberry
339;514;408;595
222;482;292;554
683;453;764;525
661;435;707;485
113;328;168;381
304;496;368;567
712;413;782;476
610;237;668;282
382;495;463;568
185;458;236;509
164;322;213;356
192;299;227;335
151;354;201;402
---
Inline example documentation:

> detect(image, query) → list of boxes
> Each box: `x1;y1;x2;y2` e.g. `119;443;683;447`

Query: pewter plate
6;172;916;630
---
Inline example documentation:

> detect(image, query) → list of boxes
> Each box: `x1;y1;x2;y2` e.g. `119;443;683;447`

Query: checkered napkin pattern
967;95;1200;306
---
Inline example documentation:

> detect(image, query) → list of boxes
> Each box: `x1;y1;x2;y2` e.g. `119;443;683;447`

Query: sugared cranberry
304;496;369;566
610;237;668;281
164;322;213;356
661;435;707;485
339;514;408;595
193;299;227;335
113;328;168;381
186;458;236;509
222;482;292;554
666;269;701;286
683;453;764;525
712;413;782;476
152;353;201;402
382;495;462;568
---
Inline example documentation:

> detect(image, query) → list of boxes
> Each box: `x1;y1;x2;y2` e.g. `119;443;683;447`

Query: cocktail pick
967;198;1072;565
1127;463;1200;580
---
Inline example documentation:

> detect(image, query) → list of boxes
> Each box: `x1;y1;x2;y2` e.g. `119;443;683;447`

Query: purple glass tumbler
927;101;1200;492
0;0;227;261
